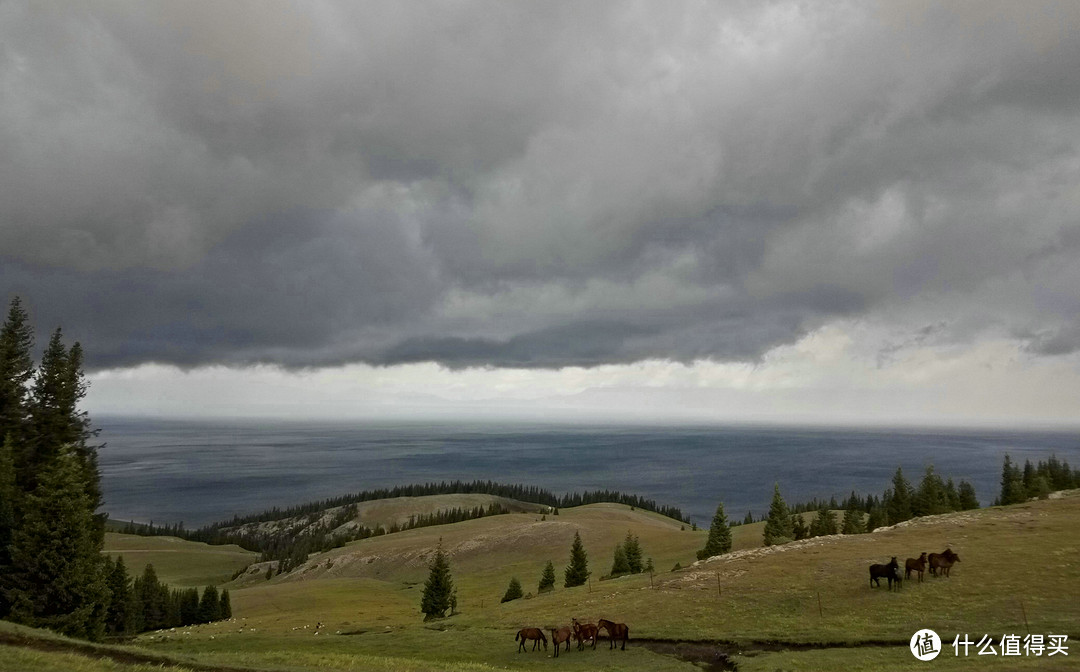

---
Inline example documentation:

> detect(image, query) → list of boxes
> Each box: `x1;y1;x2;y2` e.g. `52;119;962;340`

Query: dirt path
0;630;264;672
635;637;908;671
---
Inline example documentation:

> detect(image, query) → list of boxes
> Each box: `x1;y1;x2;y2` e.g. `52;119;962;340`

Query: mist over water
97;417;1080;528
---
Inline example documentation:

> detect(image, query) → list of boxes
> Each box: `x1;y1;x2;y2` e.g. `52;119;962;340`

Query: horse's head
919;552;927;560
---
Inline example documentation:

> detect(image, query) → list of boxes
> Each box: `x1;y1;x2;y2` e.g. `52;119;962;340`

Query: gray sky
3;1;1079;426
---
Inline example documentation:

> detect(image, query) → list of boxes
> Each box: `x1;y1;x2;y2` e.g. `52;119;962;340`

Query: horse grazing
516;628;548;653
571;618;598;651
869;557;902;590
597;618;629;650
905;553;928;583
928;549;960;577
550;626;573;657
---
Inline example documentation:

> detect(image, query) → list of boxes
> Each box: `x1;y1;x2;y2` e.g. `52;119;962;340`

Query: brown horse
928;549;960;577
516;627;548;652
905;552;928;583
869;557;902;590
550;626;573;657
571;618;598;651
597;618;629;650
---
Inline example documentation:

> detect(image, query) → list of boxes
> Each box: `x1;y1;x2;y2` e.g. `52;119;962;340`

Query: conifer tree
697;502;732;559
179;588;200;626
809;505;838;537
219;589;232;619
104;556;137;636
610;544;630;576
198;585;221;623
0;434;16;618
563;531;589;587
957;480;979;510
913;465;950;517
866;505;887;532
134;564;168;632
420;541;454;620
2;443;108;640
0;298;34;445
886;467;913;524
999;454;1026;505
538;560;556;593
762;483;794;546
500;577;523;603
791;512;809;540
841;499;866;534
623;531;643;573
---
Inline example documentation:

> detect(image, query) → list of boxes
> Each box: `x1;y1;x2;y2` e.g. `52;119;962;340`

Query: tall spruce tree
999;454;1026;505
219;589;232;620
623;531;643;574
610;544;630;576
179;588;200;626
134;564;168;632
913;465;950;517
886;467;913;524
762;483;794;546
538;560;556;593
104;556;137;636
198;585;221;623
2;443;108;640
420;541;454;620
841;498;866;534
0;434;16;618
0;298;34;620
563;531;589;587
698;502;732;559
957;480;979;510
809;505;838;537
0;298;34;445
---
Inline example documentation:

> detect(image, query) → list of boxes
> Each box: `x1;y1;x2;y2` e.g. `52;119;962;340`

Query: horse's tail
515;630;520;642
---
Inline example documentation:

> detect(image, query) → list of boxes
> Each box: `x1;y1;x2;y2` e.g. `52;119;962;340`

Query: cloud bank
3;1;1079;373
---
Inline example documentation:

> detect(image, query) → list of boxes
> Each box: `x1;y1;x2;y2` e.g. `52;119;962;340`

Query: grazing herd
514;547;960;656
515;617;629;655
870;548;960;591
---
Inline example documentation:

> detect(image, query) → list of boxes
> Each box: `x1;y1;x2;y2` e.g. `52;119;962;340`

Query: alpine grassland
103;534;256;588
5;491;1074;671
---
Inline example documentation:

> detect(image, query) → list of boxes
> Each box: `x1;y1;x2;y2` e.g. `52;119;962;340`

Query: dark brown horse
905;552;928;582
928;549;960;577
516;627;548;652
869;556;901;590
571;618;598;651
550;626;573;657
597;618;629;650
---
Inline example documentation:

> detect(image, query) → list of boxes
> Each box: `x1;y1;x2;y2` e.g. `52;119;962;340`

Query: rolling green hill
7;492;1079;671
104;534;257;587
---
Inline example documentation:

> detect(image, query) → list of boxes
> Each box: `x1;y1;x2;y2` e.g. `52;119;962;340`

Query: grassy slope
225;493;550;540
8;494;1078;671
104;534;257;587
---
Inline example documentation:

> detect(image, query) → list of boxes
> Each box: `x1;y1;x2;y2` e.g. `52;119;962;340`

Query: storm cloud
3;1;1079;370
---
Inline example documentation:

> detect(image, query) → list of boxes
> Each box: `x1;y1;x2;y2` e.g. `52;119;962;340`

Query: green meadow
4;492;1079;671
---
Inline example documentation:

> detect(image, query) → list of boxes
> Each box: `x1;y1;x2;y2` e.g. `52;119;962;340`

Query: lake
95;417;1080;528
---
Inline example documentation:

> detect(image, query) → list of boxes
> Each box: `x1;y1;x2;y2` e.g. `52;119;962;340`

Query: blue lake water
95;417;1080;528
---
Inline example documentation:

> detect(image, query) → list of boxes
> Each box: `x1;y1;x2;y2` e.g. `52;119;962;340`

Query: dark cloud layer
2;1;1079;369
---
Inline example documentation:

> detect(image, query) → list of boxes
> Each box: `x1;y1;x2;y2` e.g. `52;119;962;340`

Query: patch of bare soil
635;637;908;671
